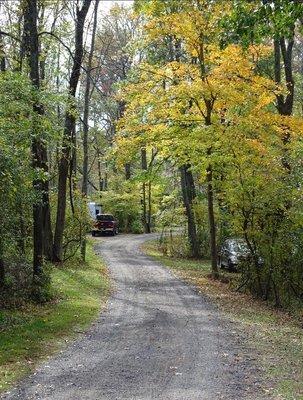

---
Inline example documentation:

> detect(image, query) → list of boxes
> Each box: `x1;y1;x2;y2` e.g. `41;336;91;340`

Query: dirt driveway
2;234;265;400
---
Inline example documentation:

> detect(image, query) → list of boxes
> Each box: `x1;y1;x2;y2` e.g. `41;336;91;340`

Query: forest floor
142;239;303;400
2;233;271;400
0;241;110;394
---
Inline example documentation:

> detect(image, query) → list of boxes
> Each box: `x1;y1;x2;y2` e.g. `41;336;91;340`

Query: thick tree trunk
179;164;199;258
24;0;45;279
274;35;294;171
274;37;294;117
53;0;91;262
273;36;294;177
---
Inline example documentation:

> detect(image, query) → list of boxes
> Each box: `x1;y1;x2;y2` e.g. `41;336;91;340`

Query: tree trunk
179;164;199;258
69;128;76;216
117;100;131;182
125;163;131;180
104;170;108;190
17;201;26;255
82;0;99;197
0;33;6;72
53;0;91;262
273;36;294;178
274;36;294;117
23;0;45;280
206;163;219;278
42;180;53;260
39;44;53;260
148;180;152;232
0;258;4;287
125;159;131;231
97;148;103;191
0;230;5;287
81;0;99;261
141;148;151;233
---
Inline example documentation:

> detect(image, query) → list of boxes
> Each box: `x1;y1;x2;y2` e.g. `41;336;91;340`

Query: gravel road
2;234;265;400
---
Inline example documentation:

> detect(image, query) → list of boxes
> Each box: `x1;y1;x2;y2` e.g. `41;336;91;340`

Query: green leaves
221;0;303;48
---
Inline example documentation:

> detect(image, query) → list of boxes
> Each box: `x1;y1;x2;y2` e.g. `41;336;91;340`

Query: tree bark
179;164;199;258
171;39;199;257
104;170;108;190
205;102;218;277
117;100;132;181
274;36;294;117
82;0;99;197
148;180;152;231
0;33;6;71
274;35;294;172
39;37;53;260
206;163;219;278
125;163;131;180
53;0;91;262
0;258;4;287
80;0;99;261
24;0;44;278
141;148;151;233
97;146;103;191
0;229;5;287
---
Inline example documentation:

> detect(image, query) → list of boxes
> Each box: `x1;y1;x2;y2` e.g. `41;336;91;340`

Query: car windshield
97;215;114;221
229;240;249;253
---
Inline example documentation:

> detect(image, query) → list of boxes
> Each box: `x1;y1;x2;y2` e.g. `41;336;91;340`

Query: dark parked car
92;214;118;236
218;238;251;271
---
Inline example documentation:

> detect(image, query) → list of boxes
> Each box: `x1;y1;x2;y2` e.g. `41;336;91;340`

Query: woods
0;1;303;399
117;0;303;308
0;0;302;311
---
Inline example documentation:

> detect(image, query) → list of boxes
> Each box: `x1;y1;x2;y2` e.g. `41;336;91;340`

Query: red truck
92;214;119;236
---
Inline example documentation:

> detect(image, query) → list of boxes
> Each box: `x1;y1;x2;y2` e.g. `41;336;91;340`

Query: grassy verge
142;240;303;400
0;240;110;393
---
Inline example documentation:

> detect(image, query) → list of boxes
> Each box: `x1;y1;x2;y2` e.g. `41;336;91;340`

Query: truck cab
92;214;118;236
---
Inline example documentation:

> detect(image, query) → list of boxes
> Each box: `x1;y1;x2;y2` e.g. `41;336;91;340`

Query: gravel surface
2;234;266;400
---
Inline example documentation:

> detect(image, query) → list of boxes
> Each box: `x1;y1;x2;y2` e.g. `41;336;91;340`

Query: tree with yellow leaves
117;0;303;305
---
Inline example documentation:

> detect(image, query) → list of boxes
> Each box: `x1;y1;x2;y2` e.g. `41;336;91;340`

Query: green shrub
158;233;190;258
130;220;144;234
98;185;142;233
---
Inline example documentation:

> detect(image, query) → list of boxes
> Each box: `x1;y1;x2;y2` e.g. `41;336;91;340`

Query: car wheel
227;259;233;272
